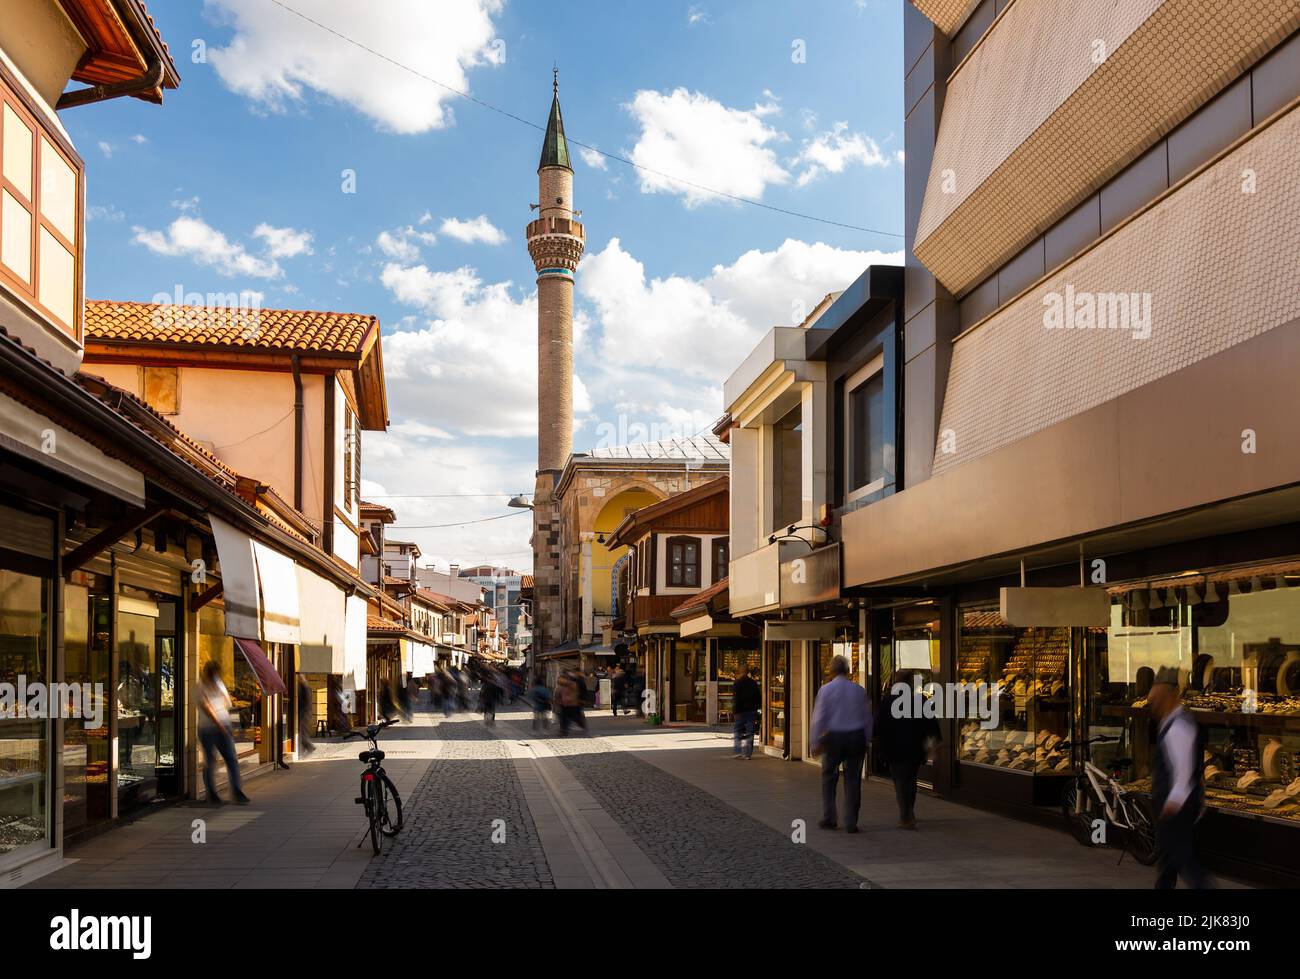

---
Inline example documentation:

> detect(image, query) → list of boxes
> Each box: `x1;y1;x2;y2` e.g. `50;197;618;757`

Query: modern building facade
833;0;1300;880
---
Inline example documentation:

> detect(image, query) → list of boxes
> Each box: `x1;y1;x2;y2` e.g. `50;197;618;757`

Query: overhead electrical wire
267;0;904;240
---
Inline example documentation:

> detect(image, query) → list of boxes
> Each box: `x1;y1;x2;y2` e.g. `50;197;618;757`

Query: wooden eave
60;0;180;100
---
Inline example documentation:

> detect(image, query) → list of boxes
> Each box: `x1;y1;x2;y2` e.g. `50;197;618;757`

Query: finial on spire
553;65;559;95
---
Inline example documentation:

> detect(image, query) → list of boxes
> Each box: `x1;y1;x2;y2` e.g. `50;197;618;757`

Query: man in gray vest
1147;667;1212;889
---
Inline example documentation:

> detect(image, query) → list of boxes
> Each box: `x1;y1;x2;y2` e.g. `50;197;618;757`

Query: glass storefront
670;638;707;722
764;643;788;750
716;641;761;725
957;610;1074;774
0;503;52;861
1093;570;1300;825
62;577;111;839
115;589;180;813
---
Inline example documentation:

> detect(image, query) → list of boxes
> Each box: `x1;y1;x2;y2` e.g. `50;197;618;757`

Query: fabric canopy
209;515;261;639
344;594;368;691
233;637;287;696
406;640;435;675
252;540;301;645
296;565;347;673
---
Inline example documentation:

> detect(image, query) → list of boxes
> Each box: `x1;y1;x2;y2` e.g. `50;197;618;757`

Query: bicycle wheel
367;779;383;856
1122;795;1158;866
378;771;403;837
1060;778;1097;846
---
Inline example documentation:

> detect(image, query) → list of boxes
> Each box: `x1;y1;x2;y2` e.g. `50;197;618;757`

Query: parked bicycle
1059;734;1157;866
344;719;404;855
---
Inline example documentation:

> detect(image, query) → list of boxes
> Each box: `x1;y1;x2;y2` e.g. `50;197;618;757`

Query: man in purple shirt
810;655;872;832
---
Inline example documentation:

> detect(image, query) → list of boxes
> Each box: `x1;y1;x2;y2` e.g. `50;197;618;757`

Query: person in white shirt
809;655;872;833
197;660;249;805
1148;669;1210;888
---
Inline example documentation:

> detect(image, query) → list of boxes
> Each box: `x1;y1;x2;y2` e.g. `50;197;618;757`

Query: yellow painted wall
591;488;659;615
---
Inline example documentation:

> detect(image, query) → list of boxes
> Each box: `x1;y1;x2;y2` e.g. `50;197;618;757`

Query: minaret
527;70;584;665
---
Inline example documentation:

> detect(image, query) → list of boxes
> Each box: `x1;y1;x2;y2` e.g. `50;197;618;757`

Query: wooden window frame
0;64;84;343
713;538;729;584
667;535;701;589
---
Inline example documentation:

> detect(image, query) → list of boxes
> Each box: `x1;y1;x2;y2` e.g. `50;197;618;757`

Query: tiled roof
587;433;730;462
367;614;406;634
84;300;378;355
672;577;730;617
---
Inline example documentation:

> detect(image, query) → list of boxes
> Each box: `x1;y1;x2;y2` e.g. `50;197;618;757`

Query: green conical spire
539;68;571;171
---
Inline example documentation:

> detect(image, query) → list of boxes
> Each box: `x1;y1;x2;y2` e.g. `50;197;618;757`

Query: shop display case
957;610;1074;775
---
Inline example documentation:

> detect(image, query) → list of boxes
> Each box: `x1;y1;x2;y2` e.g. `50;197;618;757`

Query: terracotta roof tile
84;300;378;356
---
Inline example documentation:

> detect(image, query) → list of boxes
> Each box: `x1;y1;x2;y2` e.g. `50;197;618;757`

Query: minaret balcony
525;216;585;241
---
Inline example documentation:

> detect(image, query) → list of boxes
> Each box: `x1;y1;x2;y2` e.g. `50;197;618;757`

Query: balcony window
0;78;82;340
845;354;886;503
771;404;803;532
667;536;701;588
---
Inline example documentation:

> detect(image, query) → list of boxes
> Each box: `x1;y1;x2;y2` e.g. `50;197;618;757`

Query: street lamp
508;494;534;510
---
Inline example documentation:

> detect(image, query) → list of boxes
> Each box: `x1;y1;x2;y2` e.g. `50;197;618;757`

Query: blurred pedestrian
556;670;587;736
197;660;249;805
378;679;399;722
296;675;315;757
810;655;870;832
479;669;502;725
395;676;412;722
1149;668;1213;889
611;665;627;716
730;665;760;760
529;673;552;731
874;673;941;830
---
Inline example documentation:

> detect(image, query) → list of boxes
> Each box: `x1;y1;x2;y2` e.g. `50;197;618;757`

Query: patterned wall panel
932;105;1300;477
914;0;1300;297
910;0;980;36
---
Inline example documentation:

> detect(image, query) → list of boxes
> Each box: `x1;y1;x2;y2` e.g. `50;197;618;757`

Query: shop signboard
1000;585;1109;626
779;543;841;609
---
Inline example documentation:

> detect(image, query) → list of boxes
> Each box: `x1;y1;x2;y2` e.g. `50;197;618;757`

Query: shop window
1092;573;1300;825
957;609;1073;774
0;81;82;339
667;536;700;588
0;504;53;858
845;354;887;502
716;642;762;724
712;538;729;583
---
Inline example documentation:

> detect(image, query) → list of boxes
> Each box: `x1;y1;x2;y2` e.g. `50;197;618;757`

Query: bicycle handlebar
342;718;399;741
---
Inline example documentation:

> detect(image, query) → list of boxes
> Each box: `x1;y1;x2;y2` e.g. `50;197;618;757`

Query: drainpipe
57;58;165;110
292;354;304;513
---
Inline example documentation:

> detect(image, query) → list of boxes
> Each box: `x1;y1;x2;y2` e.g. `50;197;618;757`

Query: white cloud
579;237;901;382
87;204;125;222
253;222;314;258
626;88;789;206
132;215;283;279
578;146;608;171
97;141;114;158
791;122;893;186
687;5;711;26
131;133;149;145
204;0;504;134
376;225;437;262
379;262;591;438
439;215;506;246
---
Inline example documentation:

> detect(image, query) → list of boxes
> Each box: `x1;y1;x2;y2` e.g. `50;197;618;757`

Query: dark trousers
733;710;757;758
820;730;867;828
890;761;920;822
200;725;243;800
1155;808;1212;889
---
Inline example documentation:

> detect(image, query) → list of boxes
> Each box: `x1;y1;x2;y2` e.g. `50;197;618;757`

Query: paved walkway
25;702;1238;889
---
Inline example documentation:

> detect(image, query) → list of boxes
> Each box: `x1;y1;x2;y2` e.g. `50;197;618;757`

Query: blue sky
70;0;905;570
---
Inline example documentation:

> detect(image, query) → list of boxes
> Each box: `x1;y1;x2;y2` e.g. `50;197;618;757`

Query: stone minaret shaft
527;74;583;472
527;72;583;665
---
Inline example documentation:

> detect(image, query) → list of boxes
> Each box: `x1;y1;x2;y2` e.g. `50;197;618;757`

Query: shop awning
252;540;301;645
405;639;435;675
297;565;347;673
344;594;368;691
0;389;145;506
233;637;287;697
209;515;261;639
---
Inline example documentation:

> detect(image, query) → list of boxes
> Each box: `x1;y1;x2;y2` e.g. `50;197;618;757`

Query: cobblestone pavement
545;733;867;889
356;710;553;889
